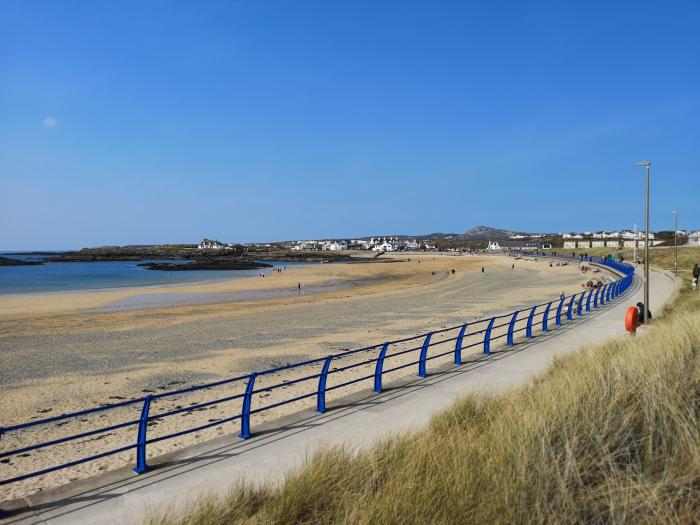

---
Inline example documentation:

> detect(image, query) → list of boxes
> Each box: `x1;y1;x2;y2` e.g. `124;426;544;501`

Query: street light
636;161;651;323
672;209;678;277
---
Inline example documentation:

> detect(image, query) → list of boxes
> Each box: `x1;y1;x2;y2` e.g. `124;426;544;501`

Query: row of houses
562;238;664;249
562;230;656;240
291;237;434;252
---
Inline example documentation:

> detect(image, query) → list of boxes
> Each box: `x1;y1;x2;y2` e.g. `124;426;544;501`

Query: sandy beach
0;254;614;501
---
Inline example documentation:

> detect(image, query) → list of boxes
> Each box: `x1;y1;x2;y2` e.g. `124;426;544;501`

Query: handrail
0;254;635;492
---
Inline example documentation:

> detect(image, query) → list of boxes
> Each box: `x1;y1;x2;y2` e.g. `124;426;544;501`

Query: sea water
0;254;313;294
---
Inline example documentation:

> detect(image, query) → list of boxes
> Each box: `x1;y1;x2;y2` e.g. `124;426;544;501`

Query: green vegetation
150;252;700;525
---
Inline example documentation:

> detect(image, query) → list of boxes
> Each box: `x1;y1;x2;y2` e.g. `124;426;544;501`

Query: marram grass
150;286;699;525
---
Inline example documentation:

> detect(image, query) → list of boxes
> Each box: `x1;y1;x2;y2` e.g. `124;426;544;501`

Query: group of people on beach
259;265;288;278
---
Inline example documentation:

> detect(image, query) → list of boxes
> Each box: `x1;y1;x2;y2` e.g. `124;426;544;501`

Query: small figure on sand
451;269;455;275
297;282;301;294
512;263;514;269
481;266;485;273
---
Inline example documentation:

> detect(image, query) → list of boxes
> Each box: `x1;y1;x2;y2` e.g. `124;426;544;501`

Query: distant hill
343;227;532;242
462;226;526;239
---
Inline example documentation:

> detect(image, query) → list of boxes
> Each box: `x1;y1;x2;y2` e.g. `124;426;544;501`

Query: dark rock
0;256;44;266
138;260;272;271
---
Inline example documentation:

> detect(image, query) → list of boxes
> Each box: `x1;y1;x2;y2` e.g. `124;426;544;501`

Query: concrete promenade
1;267;680;525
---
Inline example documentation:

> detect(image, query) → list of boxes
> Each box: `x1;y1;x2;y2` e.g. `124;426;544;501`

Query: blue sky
1;1;699;250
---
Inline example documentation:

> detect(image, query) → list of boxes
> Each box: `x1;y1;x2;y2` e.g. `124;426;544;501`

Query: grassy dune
152;255;700;525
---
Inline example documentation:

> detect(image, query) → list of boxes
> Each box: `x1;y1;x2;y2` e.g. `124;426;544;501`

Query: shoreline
0;260;321;299
0;255;617;501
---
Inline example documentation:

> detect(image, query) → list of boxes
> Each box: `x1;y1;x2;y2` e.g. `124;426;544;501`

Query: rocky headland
0;256;44;266
138;260;271;271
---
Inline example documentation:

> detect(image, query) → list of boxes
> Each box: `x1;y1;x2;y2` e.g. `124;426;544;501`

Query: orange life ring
625;306;639;333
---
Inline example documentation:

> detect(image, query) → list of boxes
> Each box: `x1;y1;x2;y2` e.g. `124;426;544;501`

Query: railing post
506;311;518;345
374;342;390;393
542;302;552;332
133;394;152;475
526;306;536;337
316;355;333;413
576;293;584;316
600;284;606;305
585;288;593;312
454;324;467;365
555;296;565;325
593;287;600;308
418;332;433;377
566;294;576;320
240;372;257;439
483;317;495;354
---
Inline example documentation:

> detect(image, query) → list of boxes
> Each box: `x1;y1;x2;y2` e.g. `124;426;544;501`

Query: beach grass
149;255;700;525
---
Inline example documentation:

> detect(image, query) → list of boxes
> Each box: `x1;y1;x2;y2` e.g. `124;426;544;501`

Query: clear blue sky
1;1;699;250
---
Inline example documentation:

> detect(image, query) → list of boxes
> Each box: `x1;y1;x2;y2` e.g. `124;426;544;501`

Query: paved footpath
1;267;680;525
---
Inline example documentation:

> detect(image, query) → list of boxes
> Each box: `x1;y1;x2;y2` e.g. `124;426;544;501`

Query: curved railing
0;254;635;497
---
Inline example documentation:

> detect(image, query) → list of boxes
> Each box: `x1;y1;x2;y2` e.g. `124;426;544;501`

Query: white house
323;241;348;251
198;238;225;250
403;239;420;250
688;231;700;247
373;241;394;252
292;240;317;251
486;240;502;251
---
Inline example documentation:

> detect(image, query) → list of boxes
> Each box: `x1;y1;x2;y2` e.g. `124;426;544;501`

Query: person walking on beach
481;266;485;273
297;282;301;294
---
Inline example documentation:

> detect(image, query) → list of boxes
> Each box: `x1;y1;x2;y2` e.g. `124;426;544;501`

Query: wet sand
0;254;610;501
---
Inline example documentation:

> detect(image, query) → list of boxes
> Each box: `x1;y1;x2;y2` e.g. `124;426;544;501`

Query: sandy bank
0;254;612;501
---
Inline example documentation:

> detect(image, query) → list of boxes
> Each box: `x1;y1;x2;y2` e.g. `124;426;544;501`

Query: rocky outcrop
0;256;44;266
138;260;272;271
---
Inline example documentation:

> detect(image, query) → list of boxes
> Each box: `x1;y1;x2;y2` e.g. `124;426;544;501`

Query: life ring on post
625;306;640;334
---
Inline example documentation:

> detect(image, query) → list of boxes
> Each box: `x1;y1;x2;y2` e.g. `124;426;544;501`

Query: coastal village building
688;231;700;247
292;240;319;251
322;241;348;251
563;231;659;250
372;241;395;252
197;238;243;251
198;238;226;250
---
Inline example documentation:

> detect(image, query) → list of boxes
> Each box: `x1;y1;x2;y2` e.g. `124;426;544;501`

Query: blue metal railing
0;254;635;495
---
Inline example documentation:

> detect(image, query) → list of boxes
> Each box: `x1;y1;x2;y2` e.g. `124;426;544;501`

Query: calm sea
0;254;309;295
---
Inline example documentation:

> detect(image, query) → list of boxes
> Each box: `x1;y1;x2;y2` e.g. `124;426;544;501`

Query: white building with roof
688;231;700;247
198;238;225;250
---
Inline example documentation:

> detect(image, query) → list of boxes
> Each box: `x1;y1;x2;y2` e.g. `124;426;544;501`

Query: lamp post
672;210;678;277
636;161;651;323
